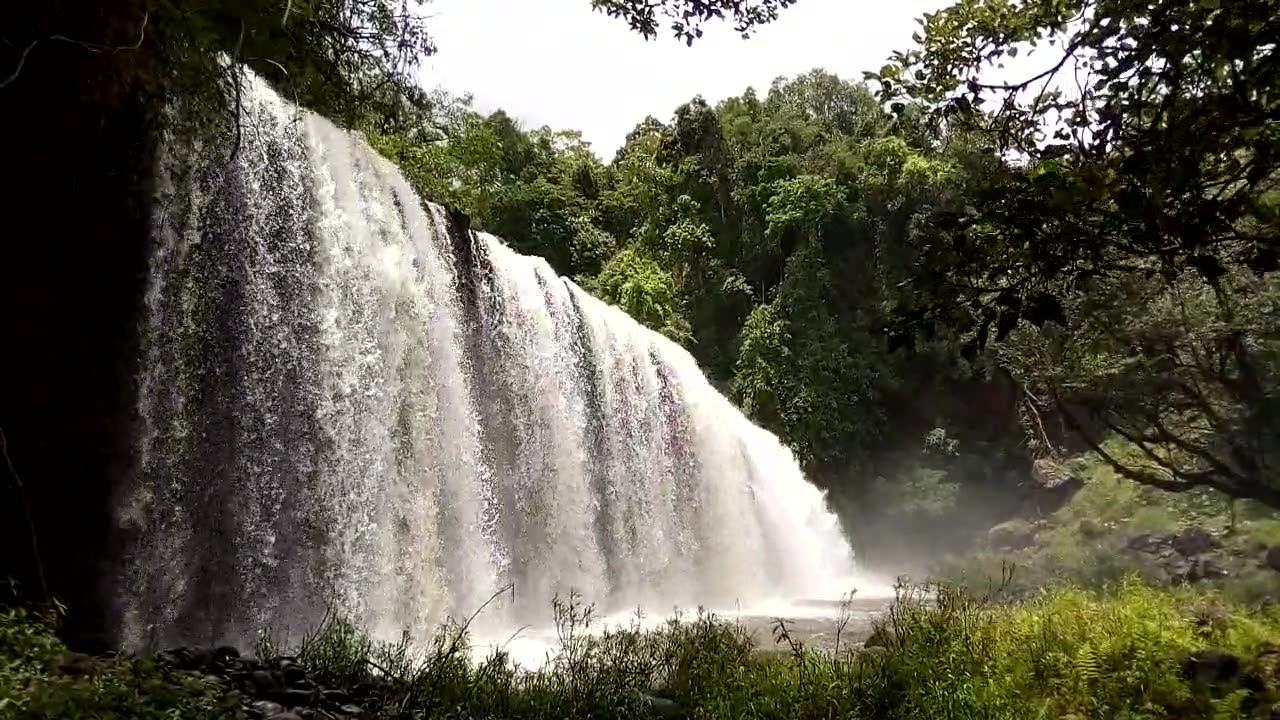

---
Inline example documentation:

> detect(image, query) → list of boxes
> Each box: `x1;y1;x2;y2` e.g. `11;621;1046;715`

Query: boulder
1173;526;1216;557
322;688;355;705
271;688;317;707
250;700;285;719
988;519;1036;550
1265;545;1280;573
213;645;241;665
249;669;280;694
158;646;212;671
1127;533;1172;553
281;664;308;687
1181;648;1241;686
1031;458;1077;489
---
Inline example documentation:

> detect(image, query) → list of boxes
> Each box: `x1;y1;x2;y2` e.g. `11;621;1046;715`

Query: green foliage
878;0;1280;330
0;606;242;719
377;67;1010;505
867;0;1280;508
4;0;444;140
1002;269;1280;505
585;247;692;342
591;0;797;44
857;580;1280;720
9;581;1280;720
935;447;1280;601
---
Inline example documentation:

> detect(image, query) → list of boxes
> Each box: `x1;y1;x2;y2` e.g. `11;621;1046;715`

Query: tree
591;0;797;44
584;247;692;341
1002;268;1280;506
873;0;1280;352
3;0;442;133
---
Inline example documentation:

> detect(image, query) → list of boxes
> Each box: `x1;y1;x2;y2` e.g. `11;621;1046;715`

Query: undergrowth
0;604;242;719
934;441;1280;608
5;579;1280;719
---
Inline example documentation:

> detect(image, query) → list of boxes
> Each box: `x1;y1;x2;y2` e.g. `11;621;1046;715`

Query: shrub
0;605;242;720
851;578;1280;720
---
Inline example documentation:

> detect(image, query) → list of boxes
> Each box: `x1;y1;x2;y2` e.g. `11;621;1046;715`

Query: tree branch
0;12;148;91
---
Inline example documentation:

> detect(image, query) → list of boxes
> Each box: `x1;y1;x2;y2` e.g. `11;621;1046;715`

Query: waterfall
114;71;856;651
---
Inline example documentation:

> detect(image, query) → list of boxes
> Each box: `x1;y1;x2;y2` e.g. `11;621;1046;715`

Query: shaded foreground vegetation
5;580;1280;719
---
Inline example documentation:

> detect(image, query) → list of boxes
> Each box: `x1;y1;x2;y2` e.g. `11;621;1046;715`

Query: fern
1212;688;1251;720
1073;643;1103;685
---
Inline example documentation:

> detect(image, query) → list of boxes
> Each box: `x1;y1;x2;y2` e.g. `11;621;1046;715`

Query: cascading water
114;70;857;653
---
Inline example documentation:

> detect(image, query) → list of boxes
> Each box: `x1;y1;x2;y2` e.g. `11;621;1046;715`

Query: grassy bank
932;442;1280;607
4;580;1280;719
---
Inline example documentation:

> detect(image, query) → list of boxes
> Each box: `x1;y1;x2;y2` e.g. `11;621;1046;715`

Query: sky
418;0;950;159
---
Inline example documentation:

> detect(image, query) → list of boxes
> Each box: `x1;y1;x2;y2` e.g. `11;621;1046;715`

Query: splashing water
114;71;861;653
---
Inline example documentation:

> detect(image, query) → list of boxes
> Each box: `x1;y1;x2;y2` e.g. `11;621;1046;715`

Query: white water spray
115;71;859;651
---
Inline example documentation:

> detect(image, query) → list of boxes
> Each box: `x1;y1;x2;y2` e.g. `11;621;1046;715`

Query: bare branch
0;11;148;91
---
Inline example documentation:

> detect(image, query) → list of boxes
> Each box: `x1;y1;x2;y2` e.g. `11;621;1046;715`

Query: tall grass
5;578;1280;719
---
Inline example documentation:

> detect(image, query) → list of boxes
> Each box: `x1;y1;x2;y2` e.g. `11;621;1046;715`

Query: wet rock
322;688;355;705
1127;533;1170;553
250;700;285;719
246;669;280;694
281;663;308;686
272;687;317;707
267;712;306;720
1189;557;1230;582
988;519;1036;550
338;705;365;717
1174;526;1216;557
158;646;212;671
1265;546;1280;573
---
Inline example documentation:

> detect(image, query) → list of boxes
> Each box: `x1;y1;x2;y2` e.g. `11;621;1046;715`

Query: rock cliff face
0;48;155;650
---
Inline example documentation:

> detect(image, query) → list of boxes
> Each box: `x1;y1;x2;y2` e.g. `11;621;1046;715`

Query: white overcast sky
419;0;950;159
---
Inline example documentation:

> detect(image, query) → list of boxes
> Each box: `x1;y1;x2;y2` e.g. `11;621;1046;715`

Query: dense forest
363;0;1280;568
4;0;1280;717
4;0;1275;552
